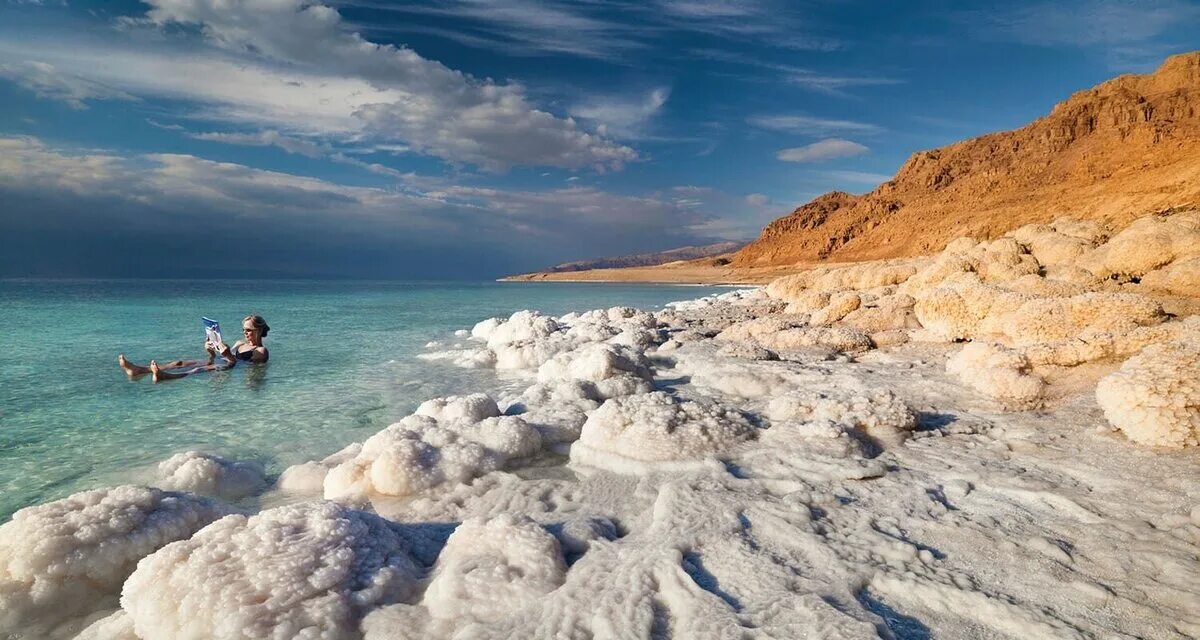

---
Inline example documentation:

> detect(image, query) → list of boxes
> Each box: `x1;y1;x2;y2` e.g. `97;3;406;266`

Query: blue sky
1;0;1197;278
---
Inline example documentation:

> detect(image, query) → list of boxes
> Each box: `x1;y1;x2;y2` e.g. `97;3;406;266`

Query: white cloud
189;130;329;158
745;193;769;206
0;0;637;171
776;139;868;163
570;88;670;139
747;114;882;136
0;61;135;109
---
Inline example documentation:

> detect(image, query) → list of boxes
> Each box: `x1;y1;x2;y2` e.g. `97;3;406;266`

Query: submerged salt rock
422;515;566;624
277;443;363;495
947;343;1045;410
1096;342;1200;448
0;486;227;637
155;451;268;500
571;391;755;473
121;501;420;640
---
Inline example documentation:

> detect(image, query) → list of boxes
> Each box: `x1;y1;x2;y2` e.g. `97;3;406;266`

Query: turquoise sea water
0;279;729;519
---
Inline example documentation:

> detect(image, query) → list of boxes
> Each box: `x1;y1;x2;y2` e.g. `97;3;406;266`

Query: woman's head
242;315;270;341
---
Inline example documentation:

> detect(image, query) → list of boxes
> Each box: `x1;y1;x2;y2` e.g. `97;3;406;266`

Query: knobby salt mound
154;451;268;500
0;486;228;638
120;501;420;640
1096;342;1200;447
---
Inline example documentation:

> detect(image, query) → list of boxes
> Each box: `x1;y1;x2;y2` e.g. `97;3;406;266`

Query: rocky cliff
735;52;1200;267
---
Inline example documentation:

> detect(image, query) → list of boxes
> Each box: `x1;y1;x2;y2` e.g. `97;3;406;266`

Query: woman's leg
150;360;233;383
118;354;151;378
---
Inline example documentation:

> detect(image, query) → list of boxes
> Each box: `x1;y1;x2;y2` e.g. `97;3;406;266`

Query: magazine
202;317;223;350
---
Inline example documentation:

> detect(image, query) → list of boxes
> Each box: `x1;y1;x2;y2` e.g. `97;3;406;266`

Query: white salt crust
0;486;227;638
121;501;420;640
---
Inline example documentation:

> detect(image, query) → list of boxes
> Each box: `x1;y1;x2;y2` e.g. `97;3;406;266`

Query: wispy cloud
0;61;135;109
686;47;901;96
570;88;670;139
747;114;882;136
958;0;1200;70
776;139;868;163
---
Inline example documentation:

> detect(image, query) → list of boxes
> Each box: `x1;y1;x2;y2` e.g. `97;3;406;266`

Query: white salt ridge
1096;341;1200;447
154;451;268;501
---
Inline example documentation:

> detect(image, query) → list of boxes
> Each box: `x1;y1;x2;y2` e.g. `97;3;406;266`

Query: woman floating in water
119;315;270;383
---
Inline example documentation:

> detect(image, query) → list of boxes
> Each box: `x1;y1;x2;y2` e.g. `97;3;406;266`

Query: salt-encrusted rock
277;443;363;495
536;343;653;385
947;343;1046;410
1082;211;1200;280
1140;256;1200;297
1096;342;1200;447
570;391;755;473
414;393;501;425
755;326;873;353
766;387;916;438
324;419;502;500
421;515;566;623
121;501;420;640
155;451;268;500
0;486;228;637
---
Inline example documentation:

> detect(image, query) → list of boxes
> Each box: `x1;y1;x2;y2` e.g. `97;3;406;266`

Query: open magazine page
202;317;223;350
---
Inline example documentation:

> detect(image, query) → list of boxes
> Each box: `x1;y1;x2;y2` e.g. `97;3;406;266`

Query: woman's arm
216;340;243;365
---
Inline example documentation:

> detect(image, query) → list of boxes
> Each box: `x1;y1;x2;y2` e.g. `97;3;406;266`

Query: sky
1;0;1197;279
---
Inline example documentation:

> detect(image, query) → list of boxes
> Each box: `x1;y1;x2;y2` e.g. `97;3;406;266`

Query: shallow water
0;279;729;519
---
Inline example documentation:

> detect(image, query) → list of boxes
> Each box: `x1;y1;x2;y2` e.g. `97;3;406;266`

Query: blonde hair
243;315;270;337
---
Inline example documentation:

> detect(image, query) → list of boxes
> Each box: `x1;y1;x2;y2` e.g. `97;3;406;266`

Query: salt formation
0;486;227;638
363;515;566;638
570;391;755;473
277;443;363;495
120;501;420;640
432;306;665;373
154;451;268;500
766;385;916;438
322;394;543;500
946;342;1046;410
1096;342;1200;447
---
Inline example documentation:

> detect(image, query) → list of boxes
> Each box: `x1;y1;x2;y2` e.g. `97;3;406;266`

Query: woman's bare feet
150;360;163;383
118;354;151;378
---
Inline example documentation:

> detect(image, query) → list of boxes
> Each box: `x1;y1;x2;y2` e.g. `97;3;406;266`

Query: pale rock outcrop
1096;342;1200;448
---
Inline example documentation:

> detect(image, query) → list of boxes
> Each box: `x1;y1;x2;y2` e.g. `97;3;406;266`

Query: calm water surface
0;279;730;518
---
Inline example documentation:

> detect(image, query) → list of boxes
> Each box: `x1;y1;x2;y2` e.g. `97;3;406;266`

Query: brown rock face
735;52;1200;267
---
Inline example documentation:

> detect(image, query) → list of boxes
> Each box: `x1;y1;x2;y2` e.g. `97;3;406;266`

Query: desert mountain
735;51;1200;267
